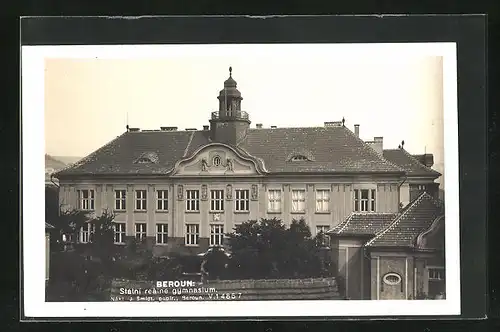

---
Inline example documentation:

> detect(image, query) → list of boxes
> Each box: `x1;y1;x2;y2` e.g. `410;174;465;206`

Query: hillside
45;154;67;170
52;156;83;166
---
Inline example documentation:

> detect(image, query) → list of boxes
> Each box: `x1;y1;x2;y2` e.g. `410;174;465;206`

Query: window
268;189;282;212
156;223;168;245
316;225;331;246
213;156;221;166
186;190;200;212
114;190;126;210
235;189;249;212
291;190;306;213
370;189;376;212
354;189;376;212
135;223;147;241
428;267;445;281
79;223;95;243
290;155;309;161
157;190;168;211
210;224;224;246
77;189;95;210
418;185;427;191
428;267;446;298
315;190;330;213
185;224;200;246
135;190;147;210
113;223;126;244
210;190;224;212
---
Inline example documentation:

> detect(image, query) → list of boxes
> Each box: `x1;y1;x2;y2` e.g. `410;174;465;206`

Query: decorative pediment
170;143;265;177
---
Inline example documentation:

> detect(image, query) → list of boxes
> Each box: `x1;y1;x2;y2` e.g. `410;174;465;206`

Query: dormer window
134;152;159;164
286;150;315;162
290;155;310;162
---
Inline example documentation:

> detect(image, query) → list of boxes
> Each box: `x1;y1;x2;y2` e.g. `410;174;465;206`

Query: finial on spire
229;66;232;77
342;117;345;126
401;140;405;149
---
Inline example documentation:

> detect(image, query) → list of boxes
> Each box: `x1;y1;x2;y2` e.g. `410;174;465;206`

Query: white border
22;43;460;318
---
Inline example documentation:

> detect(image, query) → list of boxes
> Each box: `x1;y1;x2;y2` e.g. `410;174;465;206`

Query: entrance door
380;272;406;300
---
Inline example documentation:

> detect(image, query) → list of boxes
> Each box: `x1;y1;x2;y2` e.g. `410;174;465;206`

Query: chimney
256;123;263;129
160;126;178;131
270;126;277;129
128;127;140;132
354;124;360;137
413;154;434;168
203;125;209;130
373;137;383;155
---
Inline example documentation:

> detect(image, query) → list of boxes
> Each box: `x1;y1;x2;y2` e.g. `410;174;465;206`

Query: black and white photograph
22;25;466;318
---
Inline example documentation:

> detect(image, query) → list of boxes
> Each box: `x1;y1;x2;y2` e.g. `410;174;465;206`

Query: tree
225;218;330;280
203;246;230;280
86;209;118;267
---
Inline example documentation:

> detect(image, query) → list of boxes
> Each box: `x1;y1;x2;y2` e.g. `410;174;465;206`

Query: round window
383;273;402;286
213;156;221;166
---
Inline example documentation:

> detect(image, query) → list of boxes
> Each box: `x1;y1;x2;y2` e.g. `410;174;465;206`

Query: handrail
211;110;249;120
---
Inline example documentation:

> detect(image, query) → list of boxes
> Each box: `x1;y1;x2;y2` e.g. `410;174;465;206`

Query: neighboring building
45;154;67;187
328;192;445;300
383;148;441;207
45;222;55;282
53;67;444;284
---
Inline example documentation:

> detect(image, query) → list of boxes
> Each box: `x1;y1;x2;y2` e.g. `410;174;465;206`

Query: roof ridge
401;148;441;176
54;131;128;176
421;191;445;212
183;131;196;157
365;192;426;246
335;213;355;234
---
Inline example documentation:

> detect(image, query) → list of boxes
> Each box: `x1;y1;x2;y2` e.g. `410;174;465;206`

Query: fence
110;277;340;301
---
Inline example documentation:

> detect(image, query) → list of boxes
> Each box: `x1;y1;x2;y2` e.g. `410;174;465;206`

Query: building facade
328;192;445;300
54;68;442;264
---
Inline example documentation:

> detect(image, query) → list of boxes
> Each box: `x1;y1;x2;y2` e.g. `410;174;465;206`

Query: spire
229;66;232;77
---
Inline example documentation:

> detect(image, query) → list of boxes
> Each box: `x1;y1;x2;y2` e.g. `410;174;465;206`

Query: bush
203;247;230;280
225;218;334;280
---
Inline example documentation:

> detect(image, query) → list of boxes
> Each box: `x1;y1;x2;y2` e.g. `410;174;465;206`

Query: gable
171;143;264;177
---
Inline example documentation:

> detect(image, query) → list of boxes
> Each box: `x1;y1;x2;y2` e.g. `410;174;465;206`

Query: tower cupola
209;67;251;145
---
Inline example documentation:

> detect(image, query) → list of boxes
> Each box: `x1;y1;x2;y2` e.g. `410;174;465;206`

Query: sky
44;46;445;182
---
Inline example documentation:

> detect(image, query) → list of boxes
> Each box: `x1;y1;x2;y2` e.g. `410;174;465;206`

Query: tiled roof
55;130;211;176
329;213;397;236
383;149;441;177
240;127;403;173
55;126;405;177
365;192;444;248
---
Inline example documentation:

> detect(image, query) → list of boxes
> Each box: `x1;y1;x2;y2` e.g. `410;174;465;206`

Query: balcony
211;110;249;121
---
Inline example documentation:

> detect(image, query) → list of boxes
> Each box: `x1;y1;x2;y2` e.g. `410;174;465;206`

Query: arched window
290;155;309;161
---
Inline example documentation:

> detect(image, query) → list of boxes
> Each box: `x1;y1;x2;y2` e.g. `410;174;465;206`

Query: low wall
110;277;340;301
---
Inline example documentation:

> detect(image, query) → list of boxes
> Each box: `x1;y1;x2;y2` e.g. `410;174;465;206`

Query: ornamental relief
172;146;258;176
177;185;184;200
251;184;258;200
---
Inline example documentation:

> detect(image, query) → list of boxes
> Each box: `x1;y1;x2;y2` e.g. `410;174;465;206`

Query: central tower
209;67;251;145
